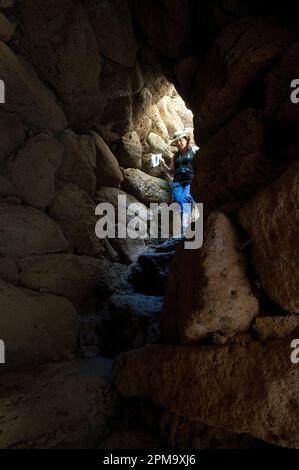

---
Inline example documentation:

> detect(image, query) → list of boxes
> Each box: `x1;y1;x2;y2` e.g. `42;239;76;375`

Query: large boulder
191;109;274;211
48;181;109;258
0;12;15;42
113;131;142;169
161;212;259;343
157;96;184;137
0;279;78;369
18;254;130;299
99;60;143;100
0;174;18;197
0;41;66;131
20;0;102;130
58;130;97;196
192;16;298;137
100;95;133;136
133;0;191;58
0;112;25;172
0;357;119;448
112;333;299;448
84;0;137;67
148;105;169;141
238;161;299;313
91;131;123;188
0;203;68;257
8;134;63;209
122;168;171;206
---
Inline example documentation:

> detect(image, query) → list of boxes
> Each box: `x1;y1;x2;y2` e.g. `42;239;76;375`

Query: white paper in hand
151;154;162;167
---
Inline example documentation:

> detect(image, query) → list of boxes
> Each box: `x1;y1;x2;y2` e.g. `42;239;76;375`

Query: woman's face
176;137;188;152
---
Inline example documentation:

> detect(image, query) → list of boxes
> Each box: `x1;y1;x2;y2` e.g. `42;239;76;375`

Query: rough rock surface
91;131;123;188
0;357;119;448
113;131;142;169
0;113;25;171
254;315;299;341
85;0;137;67
18;254;130;299
48;181;108;257
238;161;299;313
161;213;259;343
0;203;68;257
191;109;274;210
21;0;102;129
0;279;79;368
122;168;171;206
113;333;299;448
8;134;63;209
58;130;97;196
0;41;67;131
192;16;298;137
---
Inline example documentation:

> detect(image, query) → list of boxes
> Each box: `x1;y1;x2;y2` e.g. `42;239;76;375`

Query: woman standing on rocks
160;129;197;235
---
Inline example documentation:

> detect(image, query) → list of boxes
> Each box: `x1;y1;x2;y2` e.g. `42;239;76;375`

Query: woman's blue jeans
171;182;194;215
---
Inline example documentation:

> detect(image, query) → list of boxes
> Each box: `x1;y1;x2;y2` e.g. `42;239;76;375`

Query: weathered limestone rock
132;87;153;140
192;16;298;137
18;254;130;299
122;168;171;206
157;96;184;137
109;235;147;265
0;357;119;448
85;0;137;67
112;333;299;448
0;203;68;257
0;11;15;42
99;61;143;100
107;292;163;354
265;41;299;131
254;315;299;341
238;161;299;313
58;130;96;196
171;94;194;129
148;105;169;141
101;95;133;136
0;42;67;131
147;132;173;158
191;109;273;210
134;0;191;58
91;131;123;188
0;279;79;368
0;113;25;171
113;131;142;169
21;0;102;129
8;134;63;209
48;181;107;257
161;213;259;343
